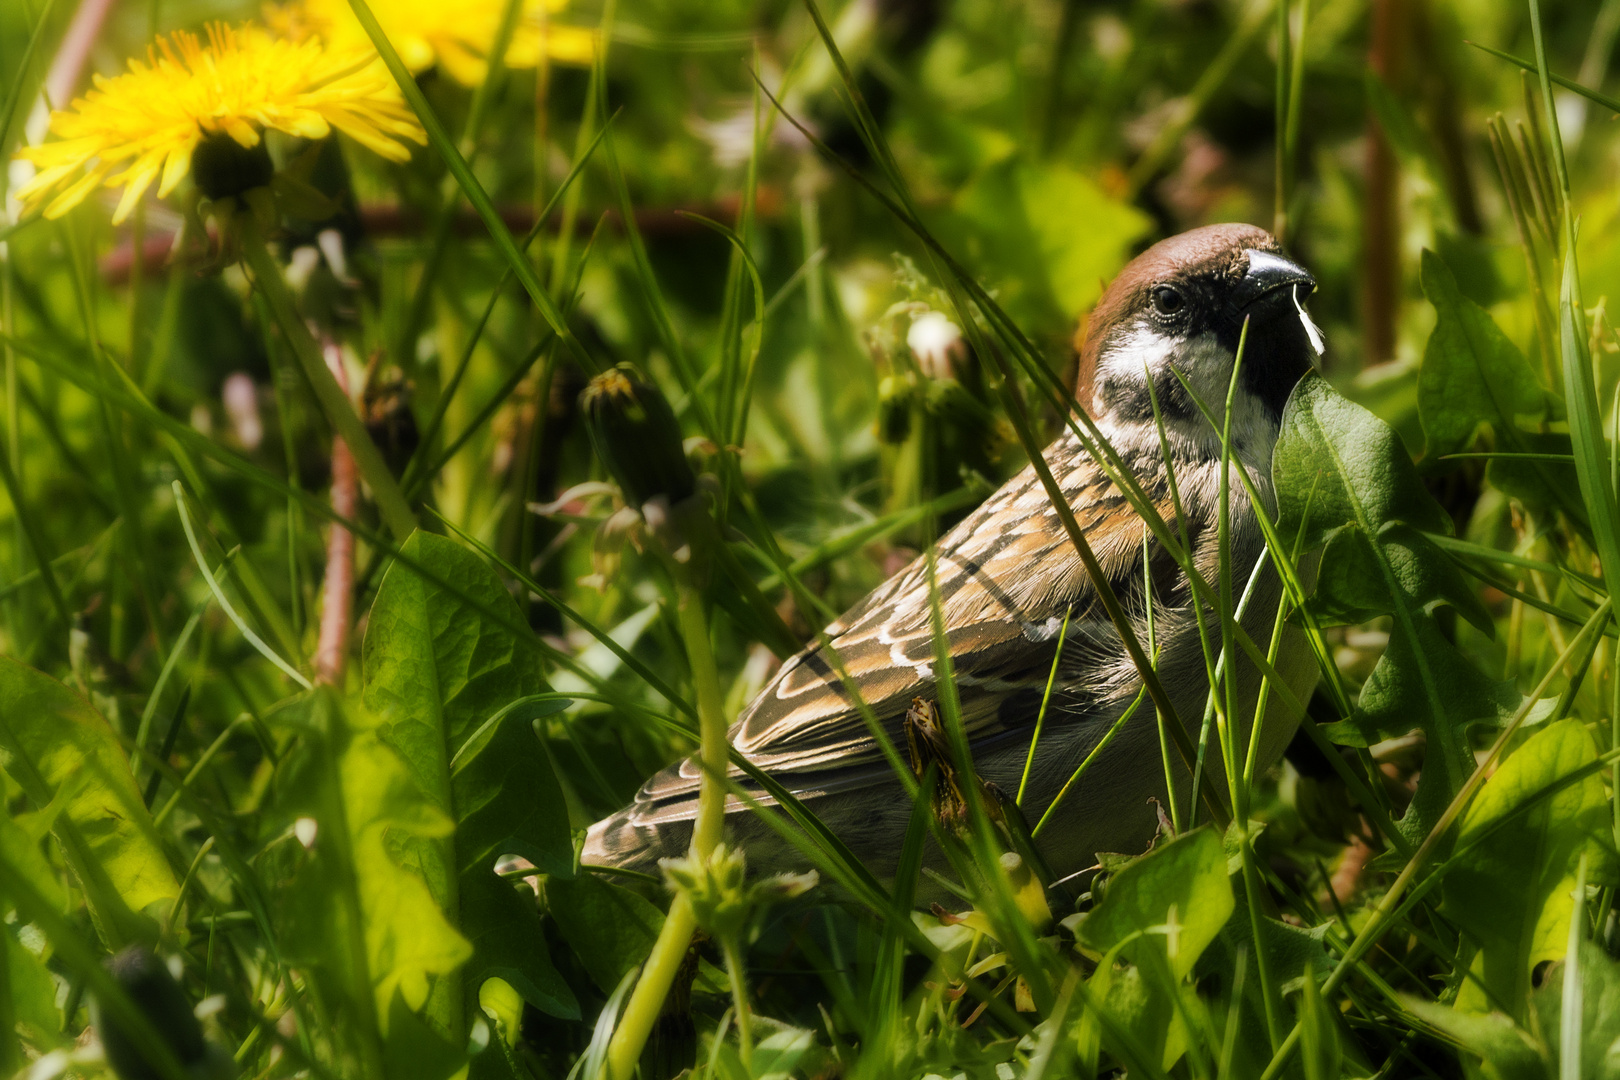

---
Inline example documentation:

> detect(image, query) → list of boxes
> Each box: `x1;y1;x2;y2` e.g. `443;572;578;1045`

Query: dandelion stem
236;215;417;540
314;340;357;686
605;553;731;1080
721;937;754;1071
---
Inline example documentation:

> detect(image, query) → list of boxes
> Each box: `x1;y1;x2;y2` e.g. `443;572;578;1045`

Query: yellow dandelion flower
270;0;597;88
14;23;427;225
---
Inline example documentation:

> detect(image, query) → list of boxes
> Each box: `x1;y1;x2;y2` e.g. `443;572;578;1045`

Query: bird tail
581;805;691;877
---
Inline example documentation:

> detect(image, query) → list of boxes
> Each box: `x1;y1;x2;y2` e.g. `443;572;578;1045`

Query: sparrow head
1077;223;1320;454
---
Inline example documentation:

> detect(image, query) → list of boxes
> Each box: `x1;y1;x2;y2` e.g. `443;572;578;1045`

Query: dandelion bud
580;365;696;509
877;374;917;445
661;843;751;940
191;131;275;203
660;844;817;942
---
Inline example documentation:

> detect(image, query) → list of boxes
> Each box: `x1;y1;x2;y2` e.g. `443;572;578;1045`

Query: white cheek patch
1294;285;1326;360
1095;324;1178;398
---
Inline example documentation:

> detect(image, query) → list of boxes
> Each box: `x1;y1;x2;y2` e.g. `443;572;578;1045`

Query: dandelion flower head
14;23;427;224
270;0;597;88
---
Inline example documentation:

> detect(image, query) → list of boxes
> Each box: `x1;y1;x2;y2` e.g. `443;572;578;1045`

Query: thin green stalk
255;294;305;643
1273;0;1290;238
920;546;1052;1010
152;716;254;830
1471;41;1620;116
394;0;526;365
679;578;730;858
1215;319;1249;824
562;0;623;306
134;598;208;786
0;431;68;626
399;119;611;496
1016;607;1071;807
603;561;731;1080
1032;688;1148;837
751;485;979;593
721;938;754;1071
1427;532;1603;591
1240;827;1283;1052
175;482;312;690
62;216;167;659
1285;0;1309;203
141;684;192;809
413;333;555;497
1562;852;1588;1080
345;0;602;376
237;218;417;539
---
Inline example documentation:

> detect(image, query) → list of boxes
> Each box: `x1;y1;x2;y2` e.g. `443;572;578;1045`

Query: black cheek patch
1151;366;1198;423
1096;364;1197;425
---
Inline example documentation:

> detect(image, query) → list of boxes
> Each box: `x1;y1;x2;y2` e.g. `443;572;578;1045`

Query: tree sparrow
585;224;1324;891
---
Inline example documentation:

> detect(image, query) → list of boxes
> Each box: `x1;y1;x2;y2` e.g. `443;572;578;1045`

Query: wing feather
630;436;1177;824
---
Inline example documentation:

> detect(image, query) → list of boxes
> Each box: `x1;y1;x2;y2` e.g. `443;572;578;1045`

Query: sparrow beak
1234;249;1316;308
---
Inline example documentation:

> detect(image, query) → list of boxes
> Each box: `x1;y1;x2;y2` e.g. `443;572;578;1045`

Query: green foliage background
1;0;1619;1077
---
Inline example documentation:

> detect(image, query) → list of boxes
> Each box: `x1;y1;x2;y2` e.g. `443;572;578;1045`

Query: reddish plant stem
1360;0;1404;368
314;339;357;686
37;0;116;115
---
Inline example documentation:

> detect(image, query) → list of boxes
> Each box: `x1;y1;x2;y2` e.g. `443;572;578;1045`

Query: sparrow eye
1151;286;1184;316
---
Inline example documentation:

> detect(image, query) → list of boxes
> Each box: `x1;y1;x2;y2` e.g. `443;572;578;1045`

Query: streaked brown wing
633;437;1176;819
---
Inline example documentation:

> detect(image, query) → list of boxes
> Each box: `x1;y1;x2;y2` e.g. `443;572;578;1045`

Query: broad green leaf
1196;916;1334;1078
383;988;465;1080
1309;522;1493;634
364;531;576;1025
342;727;472;1023
0;808;62;916
0;656;177;946
1402;996;1546;1080
363;531;556;831
1486;433;1587;531
1016;160;1152;315
451;712;578;1020
1325;615;1530;755
752;1025;818;1080
1533;941;1620;1080
4;921;60;1050
1080;955;1191;1074
547;875;665;995
1418;249;1551;459
266;690;472;1075
1276;374;1530;843
1083;828;1233;978
1443;719;1616;1018
1080;828;1232;1072
1275;373;1450;552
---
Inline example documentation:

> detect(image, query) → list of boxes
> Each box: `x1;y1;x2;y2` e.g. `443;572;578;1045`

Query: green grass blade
1470;40;1620;116
174;483;312;690
344;0;601;376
